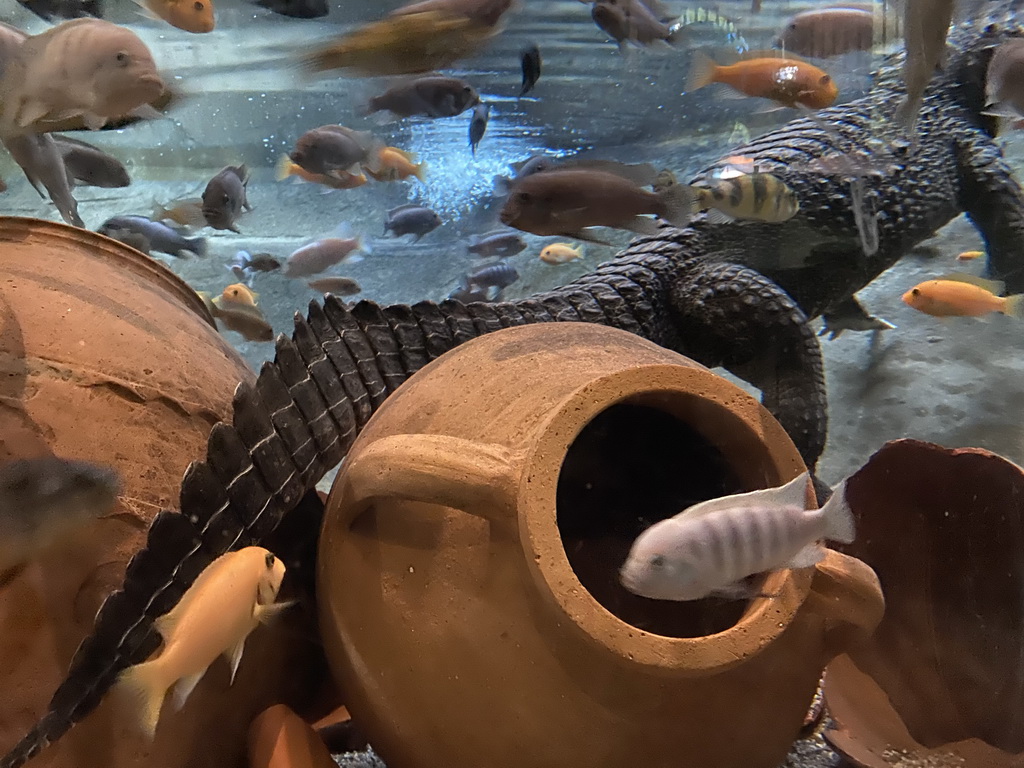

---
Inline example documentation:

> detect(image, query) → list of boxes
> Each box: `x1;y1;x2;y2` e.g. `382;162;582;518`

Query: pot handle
802;549;885;662
341;434;520;524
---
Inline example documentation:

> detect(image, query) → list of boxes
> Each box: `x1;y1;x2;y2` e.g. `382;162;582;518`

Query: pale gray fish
895;0;957;133
468;102;490;155
306;276;362;296
383;204;442;240
3;133;83;227
98;215;206;258
985;37;1024;117
52;134;130;188
619;471;856;602
466;230;526;258
467;259;518;290
0;456;120;577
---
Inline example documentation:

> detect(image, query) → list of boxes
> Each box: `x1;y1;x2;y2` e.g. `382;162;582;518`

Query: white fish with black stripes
619;471;855;602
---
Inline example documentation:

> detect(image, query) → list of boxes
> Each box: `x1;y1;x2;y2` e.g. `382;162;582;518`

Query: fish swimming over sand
202;164;251;233
902;272;1024;318
688;173;799;224
284;224;369;277
896;0;957;133
229;250;281;283
289;125;383;178
539;242;583;264
468;102;490;155
3;133;84;227
467;230;526;258
620;471;855;601
276;155;368;190
219;283;258;308
368;75;479;119
137;0;215;33
383;204;442;240
306;276;362;296
466;259;518;291
53;134;130;188
389;0;515;26
0;456;120;579
362;147;425;182
116;547;290;737
0;19;164;135
519;43;540;95
775;6;900;59
98;215;206;258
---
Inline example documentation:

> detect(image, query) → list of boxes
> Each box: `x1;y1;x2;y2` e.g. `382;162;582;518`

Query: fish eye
516;191;531;203
115;51;129;65
820;74;832;85
221;193;230;204
194;0;204;8
265;552;276;568
649;554;666;569
788;22;797;29
911;287;921;296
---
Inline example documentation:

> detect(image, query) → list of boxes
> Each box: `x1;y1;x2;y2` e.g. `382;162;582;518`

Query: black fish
468;103;490;156
520;43;541;96
16;0;100;21
255;0;327;16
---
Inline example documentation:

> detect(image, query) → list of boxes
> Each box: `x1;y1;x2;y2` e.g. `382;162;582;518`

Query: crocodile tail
1;271;668;767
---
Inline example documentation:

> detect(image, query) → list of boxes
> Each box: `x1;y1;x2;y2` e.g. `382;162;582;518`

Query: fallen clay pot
248;705;336;768
824;438;1024;768
318;322;885;768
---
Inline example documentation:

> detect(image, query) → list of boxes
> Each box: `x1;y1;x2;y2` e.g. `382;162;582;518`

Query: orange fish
956;250;983;262
686;50;838;109
901;273;1024;318
136;0;215;33
220;283;258;308
363;146;426;182
275;155;367;190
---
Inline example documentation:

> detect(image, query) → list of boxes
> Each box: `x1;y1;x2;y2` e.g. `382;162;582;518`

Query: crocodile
5;1;1024;764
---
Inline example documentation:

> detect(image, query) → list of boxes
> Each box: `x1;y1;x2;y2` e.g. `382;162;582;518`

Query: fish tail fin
187;236;208;258
895;94;921;136
656;183;696;228
1003;293;1024;318
275;154;294;181
819;479;856;544
415;161;427;181
117;659;170;739
685;50;718;93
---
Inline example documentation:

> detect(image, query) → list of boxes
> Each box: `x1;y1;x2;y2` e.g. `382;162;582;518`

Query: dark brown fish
17;0;100;22
467;259;518;290
389;0;515;27
591;0;680;46
201;164;251;233
499;165;692;241
0;456;120;578
368;75;479;118
53;134;130;188
290;125;382;177
776;7;878;59
519;43;540;96
307;276;362;295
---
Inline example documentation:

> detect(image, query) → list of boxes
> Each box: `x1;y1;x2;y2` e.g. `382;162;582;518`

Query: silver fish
468;102;490;155
467;259;518;290
53;134;130;188
466;230;526;258
895;0;957;134
3;133;83;227
619;471;855;601
98;215;206;258
202;164;251;233
383;204;442;240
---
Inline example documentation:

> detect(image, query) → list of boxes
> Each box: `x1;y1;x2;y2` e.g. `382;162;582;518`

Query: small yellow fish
117;547;290;737
363;146;426;182
902;273;1024;318
956;250;983;262
220;283;259;308
275;155;368;190
539;242;584;264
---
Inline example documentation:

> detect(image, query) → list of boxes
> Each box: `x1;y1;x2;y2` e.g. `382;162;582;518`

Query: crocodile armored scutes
0;247;820;768
670;0;1024;333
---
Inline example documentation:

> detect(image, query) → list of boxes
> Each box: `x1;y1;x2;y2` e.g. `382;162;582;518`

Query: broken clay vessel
0;218;319;768
825;439;1024;768
318;322;885;768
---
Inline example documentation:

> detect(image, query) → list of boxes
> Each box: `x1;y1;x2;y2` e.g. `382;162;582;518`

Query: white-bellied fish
620;471;855;601
284;223;369;277
53;134;130;188
116;547;290;737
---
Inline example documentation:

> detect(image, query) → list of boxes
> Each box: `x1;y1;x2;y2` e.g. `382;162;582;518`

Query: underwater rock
318;322;884;768
0;218;321;768
248;705;336;768
824;438;1024;768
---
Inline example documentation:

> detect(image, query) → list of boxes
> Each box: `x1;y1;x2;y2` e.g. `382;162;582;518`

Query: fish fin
171;670;206;711
656;182;696;227
679;472;811;521
16;98;52;129
275;154;294;181
117;659;169;739
224;636;247;685
357;234;372;255
414;161;427;181
819;479;856;543
1002;294;1024;318
705;207;736;224
130;103;164;121
709;577;764;600
786;543;826;569
186;237;208;258
624;216;662;236
331;220;355;240
937;272;1005;294
132;0;162;20
254;599;296;625
685;50;718;92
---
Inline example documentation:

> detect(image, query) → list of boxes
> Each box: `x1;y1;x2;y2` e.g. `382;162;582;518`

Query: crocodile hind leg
957;132;1024;292
667;260;829;470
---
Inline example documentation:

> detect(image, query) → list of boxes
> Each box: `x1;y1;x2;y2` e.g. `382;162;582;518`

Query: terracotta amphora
0;218;322;768
318;322;884;768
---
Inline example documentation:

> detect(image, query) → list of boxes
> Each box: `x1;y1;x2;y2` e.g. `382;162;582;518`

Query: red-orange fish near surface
685;50;838;110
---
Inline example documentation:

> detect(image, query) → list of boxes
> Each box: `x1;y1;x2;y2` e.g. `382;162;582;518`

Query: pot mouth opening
553;392;785;640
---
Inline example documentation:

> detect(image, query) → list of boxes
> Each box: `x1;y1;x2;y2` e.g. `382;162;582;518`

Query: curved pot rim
517;362;813;676
0;216;216;327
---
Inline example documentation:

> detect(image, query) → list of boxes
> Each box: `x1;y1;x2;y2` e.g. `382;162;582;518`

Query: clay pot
824;439;1024;768
318;322;885;768
248;705;337;768
0;218;320;768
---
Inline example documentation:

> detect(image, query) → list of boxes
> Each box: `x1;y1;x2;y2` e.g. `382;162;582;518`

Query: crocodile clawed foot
820;297;897;340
